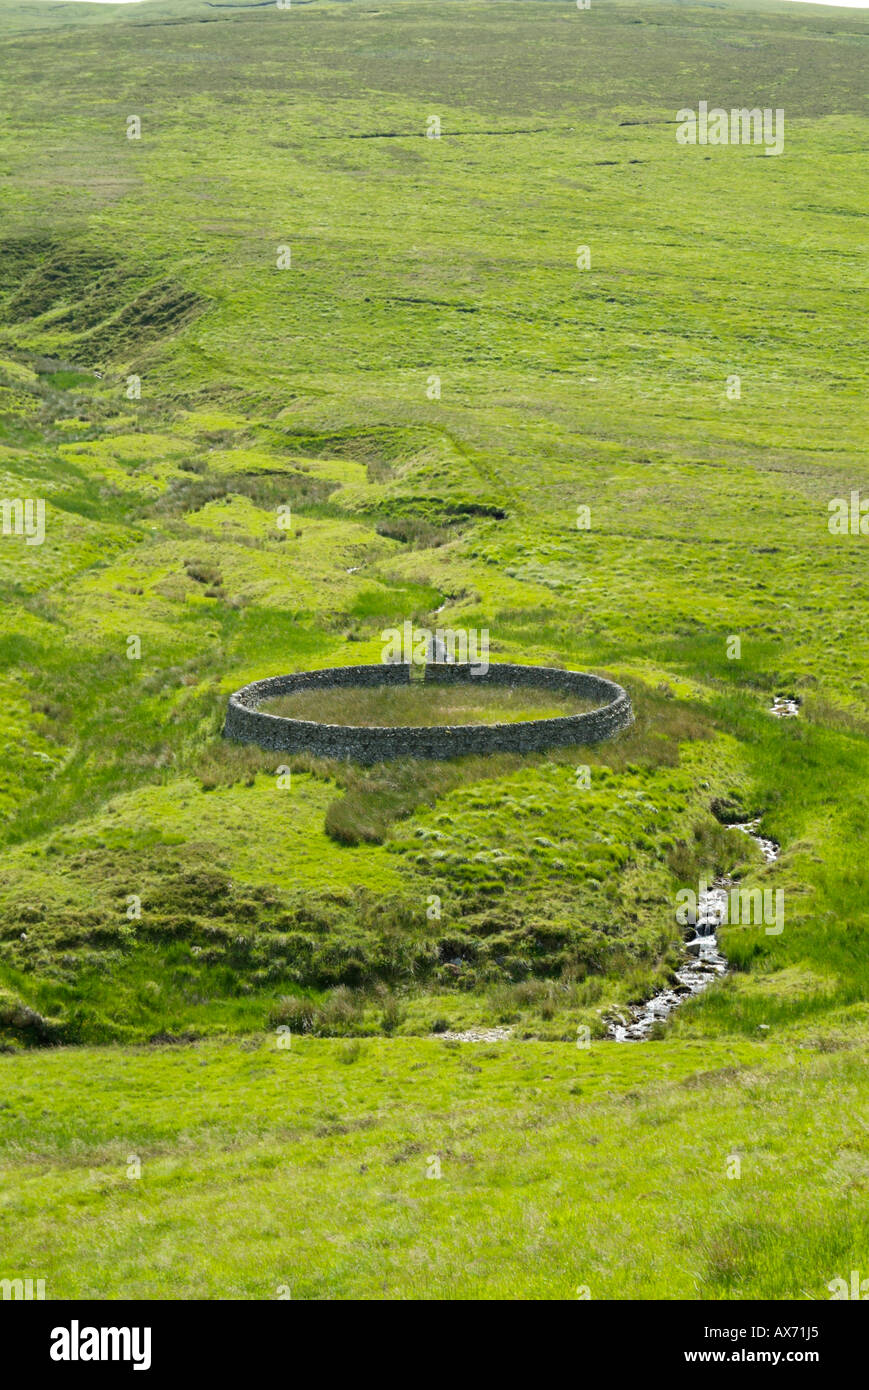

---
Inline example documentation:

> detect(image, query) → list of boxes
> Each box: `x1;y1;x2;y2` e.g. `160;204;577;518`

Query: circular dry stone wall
224;663;633;764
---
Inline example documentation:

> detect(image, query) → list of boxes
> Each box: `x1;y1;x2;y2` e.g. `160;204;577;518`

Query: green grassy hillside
0;0;866;1299
2;1033;866;1300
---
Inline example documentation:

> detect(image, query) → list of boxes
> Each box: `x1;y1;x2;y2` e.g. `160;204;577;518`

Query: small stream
770;694;800;718
607;697;790;1042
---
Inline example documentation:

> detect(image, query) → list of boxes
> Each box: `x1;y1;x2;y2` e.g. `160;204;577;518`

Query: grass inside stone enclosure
0;0;866;1302
260;682;597;727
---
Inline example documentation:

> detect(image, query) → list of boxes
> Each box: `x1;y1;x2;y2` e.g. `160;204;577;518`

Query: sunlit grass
0;1034;866;1299
0;0;865;1300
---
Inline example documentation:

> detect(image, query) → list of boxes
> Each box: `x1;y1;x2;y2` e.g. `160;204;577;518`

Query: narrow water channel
608;697;791;1041
608;820;780;1040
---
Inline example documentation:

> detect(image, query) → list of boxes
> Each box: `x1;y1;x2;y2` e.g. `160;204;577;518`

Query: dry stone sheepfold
224;663;633;763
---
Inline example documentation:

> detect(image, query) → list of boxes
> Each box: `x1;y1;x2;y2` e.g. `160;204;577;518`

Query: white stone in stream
770;695;799;718
435;1026;513;1042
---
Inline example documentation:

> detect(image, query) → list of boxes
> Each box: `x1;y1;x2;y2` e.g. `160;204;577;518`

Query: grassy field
0;0;866;1299
2;1033;867;1300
